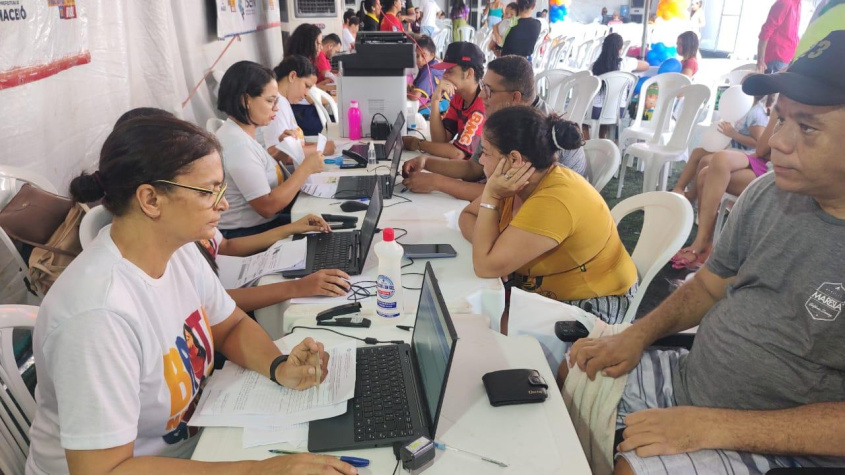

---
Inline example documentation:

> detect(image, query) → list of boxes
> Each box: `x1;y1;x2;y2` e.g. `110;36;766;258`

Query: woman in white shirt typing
216;60;325;238
26;115;355;474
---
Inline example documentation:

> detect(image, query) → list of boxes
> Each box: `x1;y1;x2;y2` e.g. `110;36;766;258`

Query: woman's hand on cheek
484;158;534;200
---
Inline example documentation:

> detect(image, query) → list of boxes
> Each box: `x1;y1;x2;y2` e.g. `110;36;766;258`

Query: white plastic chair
610;192;694;322
433;29;451;58
0;168;58;302
585;71;636;141
205;118;225;133
713;193;738;244
616;73;692;198
0;304;38;475
535;68;582;107
570;38;594;69
731;62;757;72
588;37;604;66
456;25;475;42
308;86;339;126
79;205;114;249
618;73;692;153
624;84;712;195
557;74;601;128
543;37;574;72
584;139;622;193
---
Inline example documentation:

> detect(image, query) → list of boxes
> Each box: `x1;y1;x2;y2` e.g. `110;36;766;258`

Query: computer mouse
340;200;370;212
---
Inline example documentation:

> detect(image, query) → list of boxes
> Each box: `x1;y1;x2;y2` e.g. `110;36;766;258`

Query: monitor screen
411;264;458;434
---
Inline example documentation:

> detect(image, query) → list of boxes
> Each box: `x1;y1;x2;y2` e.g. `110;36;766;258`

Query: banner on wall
0;0;90;90
216;0;281;39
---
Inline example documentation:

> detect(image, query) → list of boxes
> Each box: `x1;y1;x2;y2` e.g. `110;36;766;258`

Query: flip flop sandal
671;249;700;270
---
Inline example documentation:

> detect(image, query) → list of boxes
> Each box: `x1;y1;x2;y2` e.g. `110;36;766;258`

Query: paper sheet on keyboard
216;239;306;289
191;341;356;428
301;172;340;198
243;423;309;448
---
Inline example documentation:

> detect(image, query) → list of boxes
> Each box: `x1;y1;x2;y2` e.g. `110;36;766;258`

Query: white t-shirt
217;119;281;230
421;0;441;27
260;95;305;164
341;27;355;51
26;226;235;475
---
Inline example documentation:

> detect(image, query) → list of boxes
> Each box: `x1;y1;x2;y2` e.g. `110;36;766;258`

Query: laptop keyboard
313;232;355;271
351;176;389;198
353;346;414;442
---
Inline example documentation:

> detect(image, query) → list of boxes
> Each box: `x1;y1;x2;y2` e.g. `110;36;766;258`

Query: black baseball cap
432;42;485;70
742;30;845;106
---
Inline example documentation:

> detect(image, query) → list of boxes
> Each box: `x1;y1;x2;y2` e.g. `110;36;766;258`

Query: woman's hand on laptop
275;337;330;390
289;214;331;235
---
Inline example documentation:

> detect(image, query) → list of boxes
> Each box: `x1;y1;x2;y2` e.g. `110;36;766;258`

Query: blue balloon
634;76;650;94
658;58;683;74
646;50;660;66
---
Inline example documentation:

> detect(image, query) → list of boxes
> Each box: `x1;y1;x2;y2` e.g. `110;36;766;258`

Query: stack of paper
190;341;357;448
216;239;306;289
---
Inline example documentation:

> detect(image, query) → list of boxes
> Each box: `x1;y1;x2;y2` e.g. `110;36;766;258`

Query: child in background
407;35;445;110
489;2;518;52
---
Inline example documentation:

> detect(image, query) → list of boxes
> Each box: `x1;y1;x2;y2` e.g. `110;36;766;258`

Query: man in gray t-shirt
566;31;845;475
402;55;587;201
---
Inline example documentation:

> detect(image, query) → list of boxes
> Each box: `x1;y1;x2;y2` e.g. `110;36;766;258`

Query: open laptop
347;111;405;161
309;262;459;452
281;184;383;278
334;135;402;200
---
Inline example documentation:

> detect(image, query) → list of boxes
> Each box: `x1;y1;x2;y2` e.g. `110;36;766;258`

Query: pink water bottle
348;100;362;140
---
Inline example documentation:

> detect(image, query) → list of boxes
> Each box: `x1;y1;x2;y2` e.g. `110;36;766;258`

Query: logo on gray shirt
805;282;845;321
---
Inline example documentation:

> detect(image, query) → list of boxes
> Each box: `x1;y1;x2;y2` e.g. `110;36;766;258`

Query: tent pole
640;0;652;59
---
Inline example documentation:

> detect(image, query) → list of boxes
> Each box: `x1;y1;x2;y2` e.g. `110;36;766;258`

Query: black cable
392;457;401;475
401;271;424;290
392;227;409;241
384;194;412;207
408;128;427;140
288;325;406;345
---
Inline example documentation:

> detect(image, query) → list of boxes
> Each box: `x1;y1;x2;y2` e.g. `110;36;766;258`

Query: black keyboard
351;175;390;198
313;232;356;270
353;346;413;442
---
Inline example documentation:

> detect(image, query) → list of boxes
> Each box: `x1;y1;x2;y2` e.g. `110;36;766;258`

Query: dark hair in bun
482;105;583;169
69;116;220;216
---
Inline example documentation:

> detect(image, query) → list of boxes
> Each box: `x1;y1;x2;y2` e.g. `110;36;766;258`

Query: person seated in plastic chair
406;35;445;110
562;33;845;475
115;107;351;310
402;42;486;161
26;115;355;475
670;97;774;269
402;55;586;201
460;106;637;328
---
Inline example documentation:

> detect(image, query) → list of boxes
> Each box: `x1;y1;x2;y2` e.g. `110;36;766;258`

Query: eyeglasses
479;81;513;97
152;180;228;208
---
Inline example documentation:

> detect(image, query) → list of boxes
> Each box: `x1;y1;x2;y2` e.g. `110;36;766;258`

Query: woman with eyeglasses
215;60;325;239
459;106;638;330
26;116;356;475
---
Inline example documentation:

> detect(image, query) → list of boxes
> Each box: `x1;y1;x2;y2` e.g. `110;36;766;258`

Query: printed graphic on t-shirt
457;111;483;147
162;307;215;444
805;282;844;321
198;239;219;259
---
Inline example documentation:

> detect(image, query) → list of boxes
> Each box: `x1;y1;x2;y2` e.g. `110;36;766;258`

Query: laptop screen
411;263;458;435
357;183;383;263
388;133;403;189
384;112;405;150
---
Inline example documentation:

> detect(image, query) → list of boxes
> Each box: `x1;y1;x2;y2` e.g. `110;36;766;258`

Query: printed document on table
192;341;356;427
217;239;306;288
301;172;341;198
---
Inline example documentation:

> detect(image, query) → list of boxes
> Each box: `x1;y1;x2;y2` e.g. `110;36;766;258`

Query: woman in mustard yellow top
459;106;638;325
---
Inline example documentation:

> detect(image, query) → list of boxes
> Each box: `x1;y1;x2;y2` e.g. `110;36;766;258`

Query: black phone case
482;369;548;407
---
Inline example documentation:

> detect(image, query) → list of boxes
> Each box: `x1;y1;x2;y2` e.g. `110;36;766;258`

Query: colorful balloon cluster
657;0;689;20
645;42;678;66
549;0;570;23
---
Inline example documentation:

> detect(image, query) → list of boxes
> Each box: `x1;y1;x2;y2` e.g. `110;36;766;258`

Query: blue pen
267;449;370;467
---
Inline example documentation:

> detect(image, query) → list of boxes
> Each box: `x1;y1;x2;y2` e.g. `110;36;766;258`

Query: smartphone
401;244;457;259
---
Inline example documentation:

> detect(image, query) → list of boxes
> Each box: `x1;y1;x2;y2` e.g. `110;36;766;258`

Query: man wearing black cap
403;42;486;161
560;31;845;475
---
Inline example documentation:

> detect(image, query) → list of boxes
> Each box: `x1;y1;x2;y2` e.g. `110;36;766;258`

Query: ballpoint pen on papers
433;441;508;468
267;449;370;468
